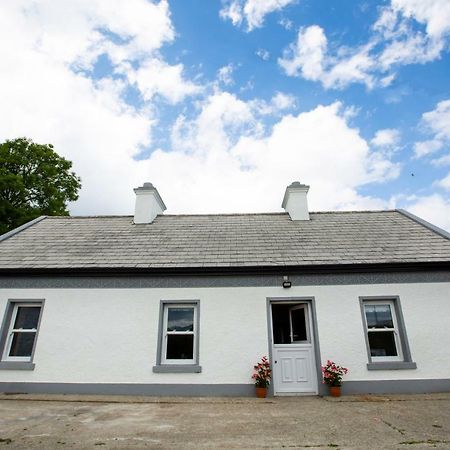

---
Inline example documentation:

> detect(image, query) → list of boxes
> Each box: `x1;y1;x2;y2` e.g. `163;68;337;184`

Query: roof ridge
48;209;400;219
310;209;398;215
161;210;399;217
46;215;134;219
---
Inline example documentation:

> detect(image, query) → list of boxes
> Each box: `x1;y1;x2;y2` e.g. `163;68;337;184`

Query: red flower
251;356;272;388
321;360;349;387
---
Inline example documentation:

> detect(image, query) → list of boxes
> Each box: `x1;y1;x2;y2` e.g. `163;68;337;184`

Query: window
163;305;196;363
360;297;416;370
0;301;44;370
363;301;402;360
153;300;201;373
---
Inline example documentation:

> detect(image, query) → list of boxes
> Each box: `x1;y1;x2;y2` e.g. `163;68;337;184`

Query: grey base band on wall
342;378;450;395
0;379;449;397
0;382;255;397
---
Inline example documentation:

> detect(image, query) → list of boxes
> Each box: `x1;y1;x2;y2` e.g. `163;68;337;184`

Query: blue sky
0;0;450;229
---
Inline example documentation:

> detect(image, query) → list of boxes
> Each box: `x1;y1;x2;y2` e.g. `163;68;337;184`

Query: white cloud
219;1;243;27
420;99;450;141
391;0;450;38
279;0;450;89
120;58;202;104
371;129;401;149
248;92;295;116
144;99;399;214
279;26;378;89
377;30;444;69
2;0;174;68
0;0;409;220
220;0;296;31
3;0;201;105
170;92;260;158
256;48;270;61
279;26;326;80
413;99;450;201
250;92;296;115
414;100;450;159
324;44;377;89
217;64;235;86
271;92;296;110
279;17;294;30
431;154;450;167
438;173;450;190
0;0;202;215
414;139;443;157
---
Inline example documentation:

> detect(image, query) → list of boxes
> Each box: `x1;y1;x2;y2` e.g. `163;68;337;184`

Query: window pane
272;304;291;344
291;308;307;342
365;304;394;328
166;334;194;359
368;331;398;357
14;306;41;330
9;332;36;357
167;308;194;332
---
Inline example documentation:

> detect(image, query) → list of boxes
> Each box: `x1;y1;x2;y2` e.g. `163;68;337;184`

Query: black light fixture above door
282;275;292;288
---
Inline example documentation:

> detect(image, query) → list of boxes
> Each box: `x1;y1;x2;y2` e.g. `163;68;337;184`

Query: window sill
0;361;35;371
153;364;202;373
367;361;417;370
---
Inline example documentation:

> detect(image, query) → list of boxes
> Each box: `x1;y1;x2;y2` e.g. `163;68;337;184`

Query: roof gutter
1;261;450;277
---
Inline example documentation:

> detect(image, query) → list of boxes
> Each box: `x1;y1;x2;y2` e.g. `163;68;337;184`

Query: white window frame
362;300;403;362
2;303;42;363
161;303;198;365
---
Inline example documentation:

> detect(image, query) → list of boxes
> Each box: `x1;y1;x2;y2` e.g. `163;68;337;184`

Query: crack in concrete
381;419;406;435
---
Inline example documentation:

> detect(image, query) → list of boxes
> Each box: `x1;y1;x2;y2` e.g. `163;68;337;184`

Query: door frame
266;297;324;396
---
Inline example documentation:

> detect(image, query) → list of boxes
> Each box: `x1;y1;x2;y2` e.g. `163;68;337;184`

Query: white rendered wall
0;281;449;384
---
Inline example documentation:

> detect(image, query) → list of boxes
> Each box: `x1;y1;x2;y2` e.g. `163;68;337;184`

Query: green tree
0;138;81;234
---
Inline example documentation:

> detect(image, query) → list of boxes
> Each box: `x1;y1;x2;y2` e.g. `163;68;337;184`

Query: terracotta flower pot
255;387;268;398
329;385;341;397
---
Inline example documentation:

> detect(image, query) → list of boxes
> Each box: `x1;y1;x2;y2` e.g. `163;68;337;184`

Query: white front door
271;303;318;395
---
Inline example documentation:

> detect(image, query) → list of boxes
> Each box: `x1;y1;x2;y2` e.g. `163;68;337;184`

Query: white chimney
282;182;310;220
133;182;166;224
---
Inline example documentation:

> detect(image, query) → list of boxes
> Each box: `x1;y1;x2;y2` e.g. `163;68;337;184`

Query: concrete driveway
0;393;449;449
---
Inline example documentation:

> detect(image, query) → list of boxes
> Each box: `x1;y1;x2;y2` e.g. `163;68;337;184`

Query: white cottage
0;182;450;396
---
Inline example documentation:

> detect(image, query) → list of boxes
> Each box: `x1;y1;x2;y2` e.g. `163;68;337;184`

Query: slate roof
0;210;450;271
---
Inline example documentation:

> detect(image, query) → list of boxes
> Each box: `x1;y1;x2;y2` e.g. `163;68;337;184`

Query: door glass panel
368;331;398;356
9;332;36;357
272;304;290;344
167;308;194;332
166;334;194;359
291;308;307;342
272;304;309;344
14;307;41;330
365;304;394;328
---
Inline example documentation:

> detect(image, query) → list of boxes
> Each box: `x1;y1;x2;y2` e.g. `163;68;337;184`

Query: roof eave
1;261;450;277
